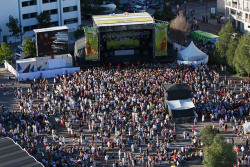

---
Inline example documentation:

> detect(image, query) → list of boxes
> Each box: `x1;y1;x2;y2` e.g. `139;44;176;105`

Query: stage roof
92;12;154;27
0;138;43;167
34;26;68;33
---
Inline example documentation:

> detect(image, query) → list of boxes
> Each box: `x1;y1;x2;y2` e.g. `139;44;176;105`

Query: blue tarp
209;38;217;43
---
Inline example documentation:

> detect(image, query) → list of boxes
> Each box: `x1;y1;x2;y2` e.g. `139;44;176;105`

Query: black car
149;3;161;10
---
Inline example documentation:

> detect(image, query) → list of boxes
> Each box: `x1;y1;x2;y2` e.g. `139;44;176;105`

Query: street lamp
0;28;2;43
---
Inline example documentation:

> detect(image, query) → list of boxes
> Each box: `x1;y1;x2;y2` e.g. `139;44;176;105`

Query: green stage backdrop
155;24;168;56
84;28;99;60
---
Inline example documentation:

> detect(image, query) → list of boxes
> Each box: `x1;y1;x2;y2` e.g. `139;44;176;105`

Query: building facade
225;0;250;34
0;0;81;43
217;0;225;14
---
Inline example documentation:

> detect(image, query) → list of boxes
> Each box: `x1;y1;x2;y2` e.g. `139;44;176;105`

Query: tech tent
177;41;208;65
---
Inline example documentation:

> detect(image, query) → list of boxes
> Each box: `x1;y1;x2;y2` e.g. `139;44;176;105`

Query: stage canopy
177;41;208;65
0;138;43;167
190;30;219;42
166;98;195;110
92;12;154;32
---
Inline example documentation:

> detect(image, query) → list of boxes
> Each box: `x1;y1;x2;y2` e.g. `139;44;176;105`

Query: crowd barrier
4;61;80;80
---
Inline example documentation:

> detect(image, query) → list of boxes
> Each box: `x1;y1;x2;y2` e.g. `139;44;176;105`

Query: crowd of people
0;63;249;166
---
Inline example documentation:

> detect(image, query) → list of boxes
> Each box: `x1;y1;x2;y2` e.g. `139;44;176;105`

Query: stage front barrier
4;61;19;78
155;24;168;56
4;61;80;80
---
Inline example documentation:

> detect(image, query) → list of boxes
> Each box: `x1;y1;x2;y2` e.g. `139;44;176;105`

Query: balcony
244;8;249;12
236;15;243;20
245;18;250;23
226;2;231;6
232;3;238;8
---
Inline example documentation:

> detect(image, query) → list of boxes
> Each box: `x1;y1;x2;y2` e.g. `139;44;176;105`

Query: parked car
149;3;161;10
133;5;145;13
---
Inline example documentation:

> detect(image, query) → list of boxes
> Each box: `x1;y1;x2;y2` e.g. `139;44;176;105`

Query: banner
84;28;98;60
155;24;168;56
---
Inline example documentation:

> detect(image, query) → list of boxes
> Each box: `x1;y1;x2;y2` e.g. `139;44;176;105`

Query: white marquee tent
177;41;208;65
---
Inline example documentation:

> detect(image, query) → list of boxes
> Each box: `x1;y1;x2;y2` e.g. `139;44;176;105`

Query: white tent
243;122;250;134
177;41;208;65
166;98;195;110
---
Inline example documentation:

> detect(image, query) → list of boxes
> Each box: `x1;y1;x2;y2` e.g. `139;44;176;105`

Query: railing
232;3;237;8
244;8;249;12
226;2;231;6
236;15;242;20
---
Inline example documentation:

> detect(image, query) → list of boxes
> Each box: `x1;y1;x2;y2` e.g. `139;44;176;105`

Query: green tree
22;37;36;57
37;11;51;28
6;15;22;42
225;36;239;69
153;4;174;22
170;12;190;44
233;34;250;76
0;42;14;63
93;0;103;5
200;124;217;146
215;22;234;64
203;134;237;167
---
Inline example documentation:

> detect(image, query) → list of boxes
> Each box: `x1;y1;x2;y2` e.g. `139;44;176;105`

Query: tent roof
178;41;206;58
192;30;219;39
162;83;190;92
166;98;195;110
0;138;43;167
92;12;154;27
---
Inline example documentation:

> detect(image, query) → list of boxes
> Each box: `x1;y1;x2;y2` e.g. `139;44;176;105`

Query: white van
133;5;145;12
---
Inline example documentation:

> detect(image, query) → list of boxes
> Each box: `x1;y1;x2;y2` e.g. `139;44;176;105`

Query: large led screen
36;29;69;57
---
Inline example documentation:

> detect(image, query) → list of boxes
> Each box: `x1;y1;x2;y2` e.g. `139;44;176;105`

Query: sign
211;7;216;14
84;28;99;61
155;24;168;56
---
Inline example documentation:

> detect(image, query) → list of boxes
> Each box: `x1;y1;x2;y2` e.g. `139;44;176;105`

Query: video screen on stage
36;29;69;57
84;28;99;61
155;24;168;56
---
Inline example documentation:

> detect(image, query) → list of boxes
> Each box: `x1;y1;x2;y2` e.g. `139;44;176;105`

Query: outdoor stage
75;12;170;65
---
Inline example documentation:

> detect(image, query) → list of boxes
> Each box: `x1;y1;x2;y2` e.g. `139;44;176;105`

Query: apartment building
225;0;250;33
0;0;81;43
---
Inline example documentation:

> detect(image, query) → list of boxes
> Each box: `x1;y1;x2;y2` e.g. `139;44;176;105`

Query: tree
6;15;22;42
169;12;190;44
200;125;217;146
225;36;239;69
22;37;36;57
233;34;250;76
215;22;234;64
37;11;51;28
153;4;174;22
0;42;14;63
203;134;237;167
93;0;103;5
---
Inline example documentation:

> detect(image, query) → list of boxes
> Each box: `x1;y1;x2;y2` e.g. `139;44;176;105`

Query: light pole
0;28;2;43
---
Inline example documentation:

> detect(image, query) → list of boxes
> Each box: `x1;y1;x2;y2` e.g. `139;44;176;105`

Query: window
22;0;37;7
44;9;58;15
22;12;37;20
51;21;59;27
64;18;78;25
23;24;38;32
42;0;57;3
63;6;77;13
